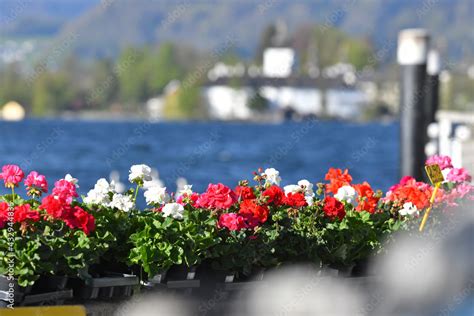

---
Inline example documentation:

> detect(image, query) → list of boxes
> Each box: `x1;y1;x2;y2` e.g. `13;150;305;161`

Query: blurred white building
202;26;370;121
263;47;295;78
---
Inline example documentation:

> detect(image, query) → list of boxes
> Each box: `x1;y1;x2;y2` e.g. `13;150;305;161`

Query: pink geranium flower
446;168;472;183
0;164;24;188
177;192;199;206
24;171;48;196
52;179;78;203
218;213;246;231
196;183;237;210
426;155;453;170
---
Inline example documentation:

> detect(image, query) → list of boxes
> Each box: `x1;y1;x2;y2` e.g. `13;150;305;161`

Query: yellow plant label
425;164;444;185
0;306;85;316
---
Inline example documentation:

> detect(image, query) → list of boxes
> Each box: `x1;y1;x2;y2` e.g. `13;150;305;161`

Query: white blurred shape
374;205;474;314
241;265;363;316
115;293;190;316
143;168;164;189
427;122;439;138
176;177;188;195
109;170;125;193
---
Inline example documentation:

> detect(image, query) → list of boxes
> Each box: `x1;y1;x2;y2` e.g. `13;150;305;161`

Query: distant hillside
3;0;474;62
0;0;98;37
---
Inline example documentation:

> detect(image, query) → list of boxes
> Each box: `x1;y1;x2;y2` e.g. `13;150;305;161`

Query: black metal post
398;29;430;180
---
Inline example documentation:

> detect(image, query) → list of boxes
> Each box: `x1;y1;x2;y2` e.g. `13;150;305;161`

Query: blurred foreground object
115;293;190;316
375;201;474;315
239;265;364;315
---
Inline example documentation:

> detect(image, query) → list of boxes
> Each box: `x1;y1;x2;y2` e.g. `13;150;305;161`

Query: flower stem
133;184;141;204
11;187;15;204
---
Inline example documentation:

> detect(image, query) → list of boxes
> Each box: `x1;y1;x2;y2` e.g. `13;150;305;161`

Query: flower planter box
32;275;69;293
147;270;168;286
20;289;73;306
68;274;139;300
0;274;74;307
0;275;32;307
164;266;199;295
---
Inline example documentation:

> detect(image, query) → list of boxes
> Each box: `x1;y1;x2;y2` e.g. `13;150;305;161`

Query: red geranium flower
354;182;379;214
238;199;269;228
384;177;432;210
13;204;40;224
283;192;308;207
40;195;70;219
196;183;237;210
325;168;352;195
0;202;10;229
262;185;285;206
218;213;246;231
64;206;96;235
323;196;346;220
234;186;256;201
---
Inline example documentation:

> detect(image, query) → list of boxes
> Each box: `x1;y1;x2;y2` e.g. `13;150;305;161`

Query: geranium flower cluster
40;178;96;236
0;164;96;235
3;155;472;238
124;159;472;233
324;168;380;215
383;155;474;217
84;178;134;212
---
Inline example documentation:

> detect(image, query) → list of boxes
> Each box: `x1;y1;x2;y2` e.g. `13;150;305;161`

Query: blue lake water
0;119;399;198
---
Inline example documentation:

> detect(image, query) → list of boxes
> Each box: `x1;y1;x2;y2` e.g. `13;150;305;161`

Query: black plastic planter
32;275;68;293
21;289;73;306
166;264;196;281
68;274;139;300
165;265;199;294
145;269;168;290
0;275;32;307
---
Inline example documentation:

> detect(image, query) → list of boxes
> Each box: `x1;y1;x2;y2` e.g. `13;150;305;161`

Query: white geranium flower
83;190;106;205
284;180;315;206
108;193;134;212
144;186;170;205
162;203;184;220
143;178;165;189
298;179;314;196
399;202;419;217
83;178;116;205
178;184;193;197
441;168;452;183
305;195;315;206
65;174;79;187
335;185;357;204
129;164;152;183
284;184;302;195
262;168;282;186
95;178;115;192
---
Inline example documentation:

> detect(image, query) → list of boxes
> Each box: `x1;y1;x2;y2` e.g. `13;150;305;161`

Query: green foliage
116;47;148;104
306;26;373;71
317;209;395;268
146;43;184;94
0;63;31;110
129;208;220;278
0;229;42;287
